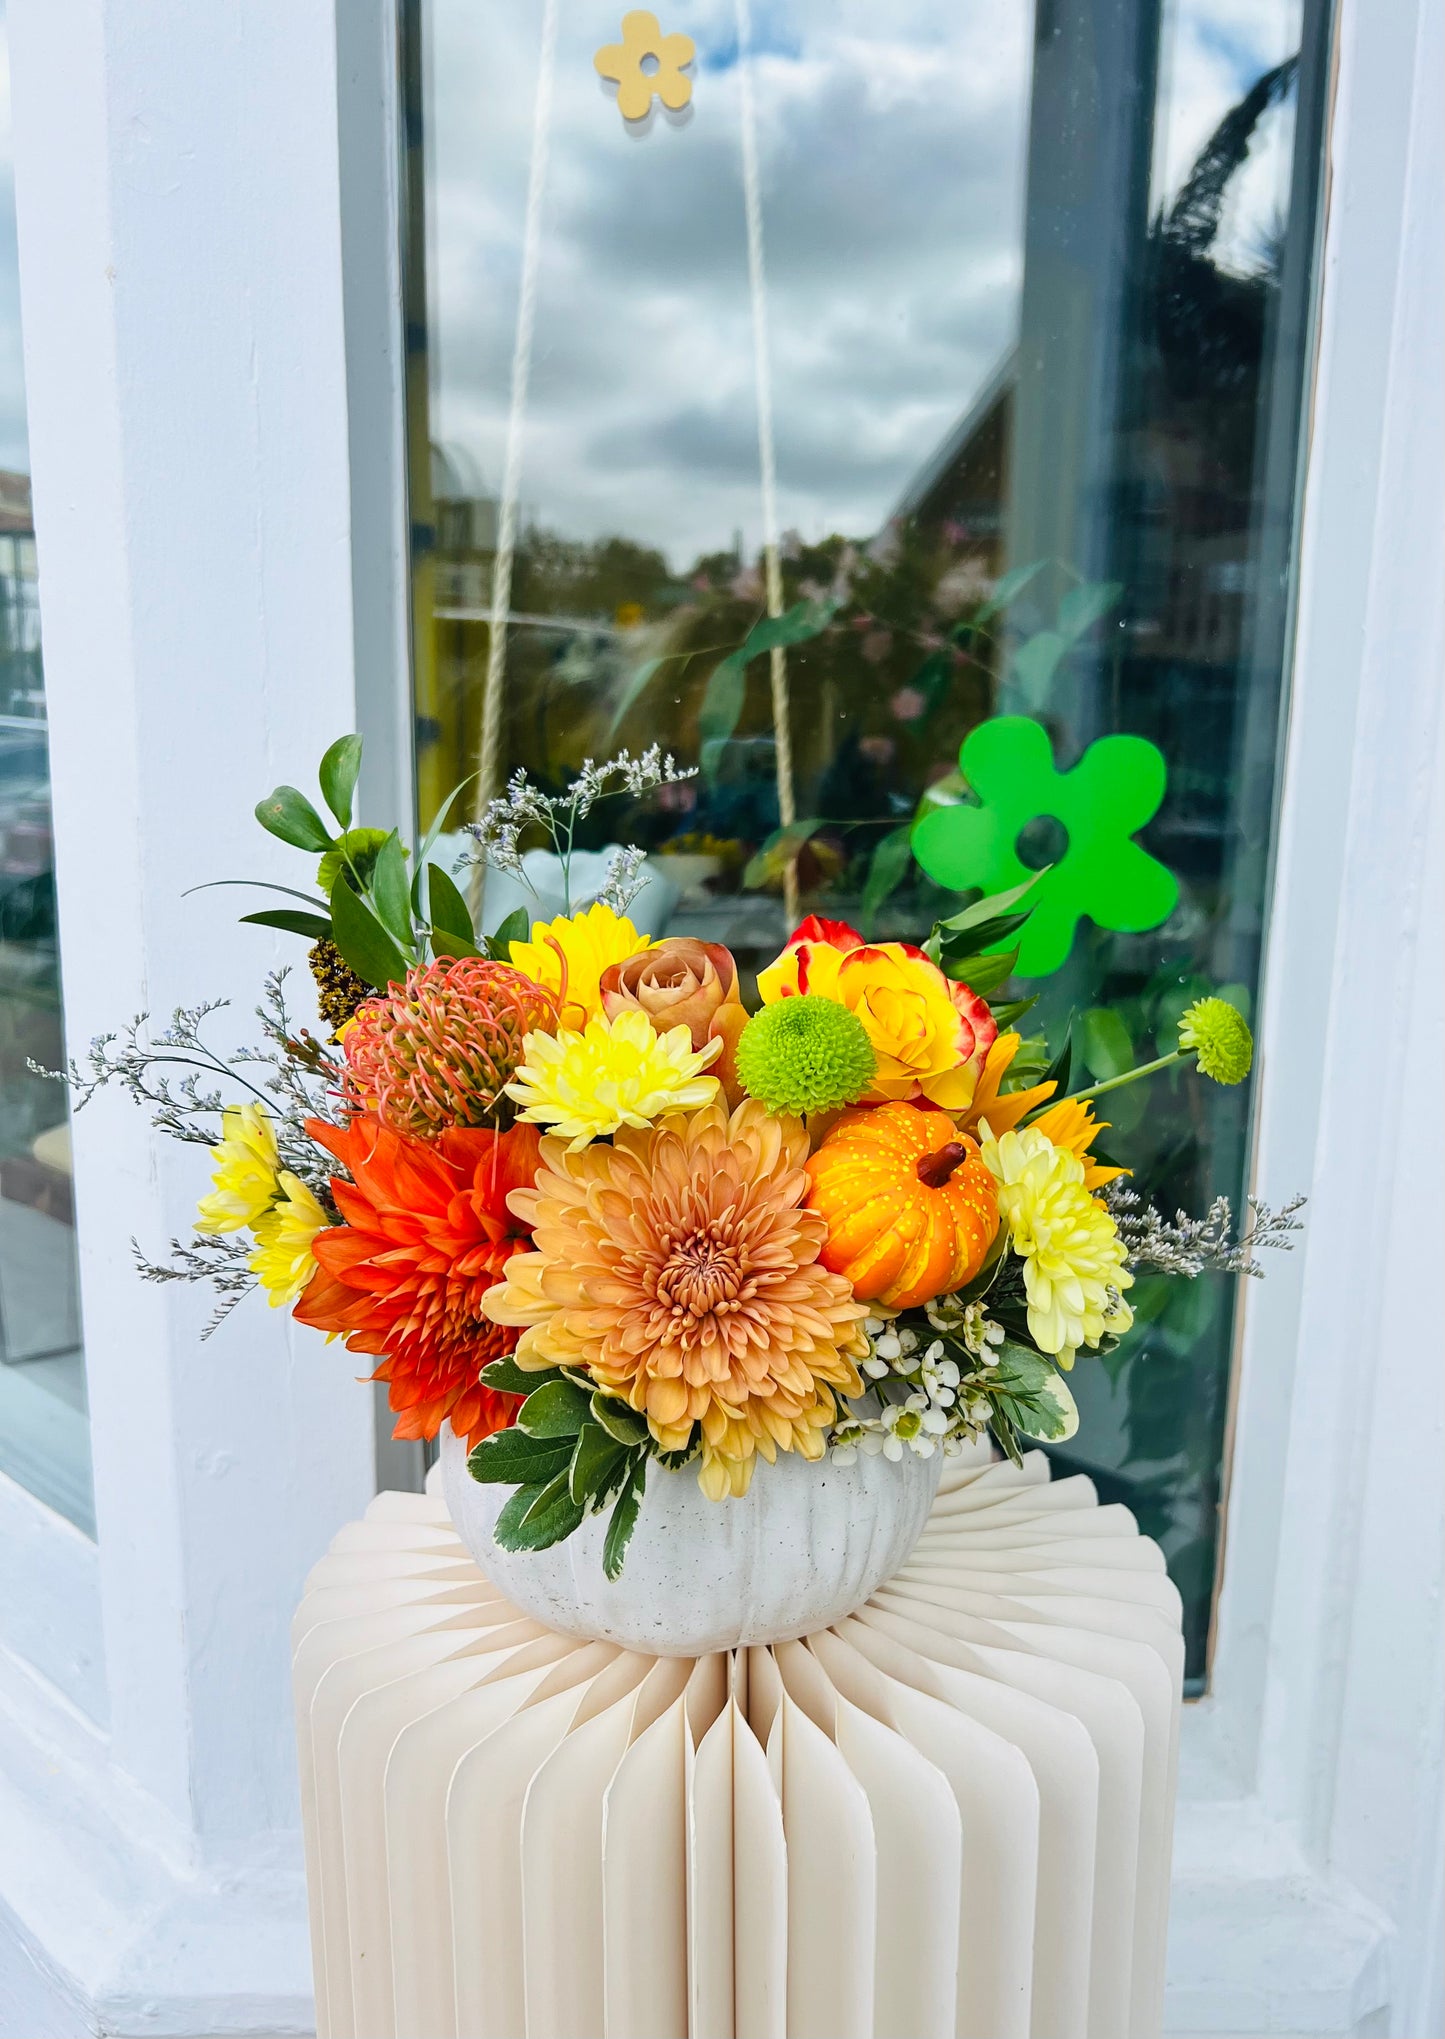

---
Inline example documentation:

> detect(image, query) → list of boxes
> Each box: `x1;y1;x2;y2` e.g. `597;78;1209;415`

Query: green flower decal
912;715;1179;977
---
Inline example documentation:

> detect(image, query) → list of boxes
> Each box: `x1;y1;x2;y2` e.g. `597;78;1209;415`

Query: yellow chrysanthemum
1029;1096;1129;1190
249;1171;329;1307
505;1008;721;1150
509;901;650;1029
195;1102;280;1234
978;1121;1134;1365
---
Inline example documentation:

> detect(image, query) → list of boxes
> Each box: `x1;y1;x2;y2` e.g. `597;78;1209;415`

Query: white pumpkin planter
439;1423;944;1655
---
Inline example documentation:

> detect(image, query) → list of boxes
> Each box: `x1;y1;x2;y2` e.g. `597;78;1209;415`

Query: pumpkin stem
916;1140;968;1188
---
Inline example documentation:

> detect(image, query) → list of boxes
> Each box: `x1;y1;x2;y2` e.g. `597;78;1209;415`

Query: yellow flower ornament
594;11;695;122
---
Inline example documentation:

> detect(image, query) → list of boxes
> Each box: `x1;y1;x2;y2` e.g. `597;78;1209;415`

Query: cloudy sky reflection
425;1;1033;567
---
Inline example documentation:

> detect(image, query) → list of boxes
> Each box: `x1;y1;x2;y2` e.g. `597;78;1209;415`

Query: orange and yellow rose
756;915;996;1113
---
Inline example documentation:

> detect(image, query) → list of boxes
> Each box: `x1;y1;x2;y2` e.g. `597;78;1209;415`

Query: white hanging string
734;0;799;927
477;0;559;818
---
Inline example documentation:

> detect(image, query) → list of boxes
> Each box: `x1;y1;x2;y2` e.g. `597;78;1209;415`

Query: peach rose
756;915;996;1112
598;938;748;1104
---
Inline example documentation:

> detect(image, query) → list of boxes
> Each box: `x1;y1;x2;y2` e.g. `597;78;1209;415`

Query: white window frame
0;0;1435;2032
1166;0;1444;2030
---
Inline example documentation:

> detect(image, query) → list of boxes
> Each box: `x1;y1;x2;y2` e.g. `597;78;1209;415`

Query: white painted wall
0;0;379;2030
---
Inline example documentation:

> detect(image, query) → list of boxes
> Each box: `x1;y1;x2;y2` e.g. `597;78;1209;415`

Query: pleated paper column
293;1449;1183;2039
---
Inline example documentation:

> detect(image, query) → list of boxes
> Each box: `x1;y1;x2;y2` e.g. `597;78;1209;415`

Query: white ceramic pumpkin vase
439;1424;944;1655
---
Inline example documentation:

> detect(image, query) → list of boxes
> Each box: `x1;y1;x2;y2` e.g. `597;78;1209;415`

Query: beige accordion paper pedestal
293;1448;1183;2039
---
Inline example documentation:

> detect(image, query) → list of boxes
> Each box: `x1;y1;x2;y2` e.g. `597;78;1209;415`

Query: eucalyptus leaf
328;873;408;989
318;734;364;830
427;862;475;944
369;831;415;950
485;906;530;960
467;1429;574;1486
238;908;333;941
1010;631;1068;709
517;1377;593;1439
697;649;748;757
255;785;334;854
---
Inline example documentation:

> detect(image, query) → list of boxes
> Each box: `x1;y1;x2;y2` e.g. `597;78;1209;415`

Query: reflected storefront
0;0;89;1535
400;0;1331;1682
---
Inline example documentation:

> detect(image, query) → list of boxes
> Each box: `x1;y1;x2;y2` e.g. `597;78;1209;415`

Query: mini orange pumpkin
805;1102;999;1311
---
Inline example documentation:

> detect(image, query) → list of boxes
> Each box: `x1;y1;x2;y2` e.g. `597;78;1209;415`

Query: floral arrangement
61;736;1301;1578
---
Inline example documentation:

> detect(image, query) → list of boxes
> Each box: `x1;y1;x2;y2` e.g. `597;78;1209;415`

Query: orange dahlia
294;1112;541;1446
483;1100;869;1499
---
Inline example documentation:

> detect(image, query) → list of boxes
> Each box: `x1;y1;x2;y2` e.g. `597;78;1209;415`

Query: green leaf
411;775;479;912
318;735;364;830
699;600;838;771
467;1429;575;1485
430;927;483;961
741;818;828;890
1001;1030;1052;1092
944;945;1017;996
974;558;1046;623
1010;631;1068;709
428;862;475;944
931;871;1044;940
937;907;1034;959
697;648;749;758
1057;580;1123;643
607;655;667;737
589;1391;650;1447
602;1461;647;1581
1077;1005;1135;1082
989;994;1040;1030
494;1471;585;1552
328;872;409;989
186;878;333;911
492;1482;547;1546
861;824;914;933
239;908;333;941
369;831;415;949
569;1424;627;1508
517;1377;594;1439
479;1355;545;1397
485;907;530;961
1042;1024;1072;1096
255;785;334;853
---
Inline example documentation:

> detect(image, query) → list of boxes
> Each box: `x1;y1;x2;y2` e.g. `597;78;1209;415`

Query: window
399;0;1330;1683
0;0;90;1535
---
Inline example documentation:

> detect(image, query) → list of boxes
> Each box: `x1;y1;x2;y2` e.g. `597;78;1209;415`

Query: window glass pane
400;0;1329;1683
0;0;92;1535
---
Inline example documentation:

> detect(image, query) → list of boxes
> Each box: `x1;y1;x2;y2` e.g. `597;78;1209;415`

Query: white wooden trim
1166;0;1445;2028
0;0;378;2025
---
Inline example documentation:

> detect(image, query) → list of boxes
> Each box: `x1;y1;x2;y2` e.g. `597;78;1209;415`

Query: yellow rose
757;914;996;1112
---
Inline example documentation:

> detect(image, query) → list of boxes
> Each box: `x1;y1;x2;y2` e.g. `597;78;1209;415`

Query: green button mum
735;996;877;1117
911;715;1180;977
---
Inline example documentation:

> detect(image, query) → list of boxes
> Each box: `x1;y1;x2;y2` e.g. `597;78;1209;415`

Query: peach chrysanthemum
483;1099;869;1499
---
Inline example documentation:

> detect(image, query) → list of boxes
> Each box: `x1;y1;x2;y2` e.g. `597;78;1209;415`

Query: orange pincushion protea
482;1099;869;1499
806;1101;999;1310
294;1113;541;1446
342;955;556;1138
